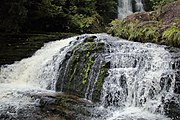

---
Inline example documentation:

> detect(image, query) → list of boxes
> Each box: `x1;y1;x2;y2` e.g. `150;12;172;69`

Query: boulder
158;1;180;25
56;37;107;102
32;92;94;120
125;1;180;26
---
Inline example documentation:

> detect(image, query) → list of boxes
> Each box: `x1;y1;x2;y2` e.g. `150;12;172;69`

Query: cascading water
0;34;179;119
118;0;144;19
93;35;179;120
118;0;133;19
135;0;144;12
0;36;78;119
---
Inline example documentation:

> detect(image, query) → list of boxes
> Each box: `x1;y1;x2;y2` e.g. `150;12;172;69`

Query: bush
107;19;129;39
107;19;159;43
69;13;103;33
149;0;178;10
162;26;180;47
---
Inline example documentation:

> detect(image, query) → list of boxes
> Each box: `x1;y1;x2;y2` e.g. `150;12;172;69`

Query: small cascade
85;59;103;100
118;0;133;19
0;36;77;118
0;34;179;119
118;0;144;19
135;0;144;12
97;35;178;120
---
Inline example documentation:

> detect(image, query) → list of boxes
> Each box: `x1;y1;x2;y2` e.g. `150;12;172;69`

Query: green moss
57;40;105;99
82;57;94;85
97;63;106;90
82;80;86;85
86;51;91;58
72;41;97;53
91;63;106;102
82;42;97;50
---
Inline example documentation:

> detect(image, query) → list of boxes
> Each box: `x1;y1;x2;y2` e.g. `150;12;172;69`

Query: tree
0;0;28;32
96;0;118;23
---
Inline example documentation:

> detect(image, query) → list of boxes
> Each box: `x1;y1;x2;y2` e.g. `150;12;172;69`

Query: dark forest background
0;0;178;65
0;0;118;34
0;0;167;34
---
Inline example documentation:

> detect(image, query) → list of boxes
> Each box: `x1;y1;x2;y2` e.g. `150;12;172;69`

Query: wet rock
162;46;180;119
0;113;14;120
164;97;180;120
105;61;110;68
37;92;93;120
56;38;106;102
165;47;180;94
174;71;180;94
84;36;97;42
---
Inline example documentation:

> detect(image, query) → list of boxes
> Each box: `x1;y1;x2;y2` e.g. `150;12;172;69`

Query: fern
106;19;179;47
107;19;130;39
143;27;158;42
163;26;180;47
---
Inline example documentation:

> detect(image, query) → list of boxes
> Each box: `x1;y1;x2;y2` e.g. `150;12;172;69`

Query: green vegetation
149;0;178;10
0;0;117;34
83;57;94;85
97;63;106;90
107;19;159;42
92;62;107;102
162;26;180;47
56;37;105;101
107;19;179;47
0;0;179;66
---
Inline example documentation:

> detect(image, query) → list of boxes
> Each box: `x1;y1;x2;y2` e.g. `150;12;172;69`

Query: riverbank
107;1;180;48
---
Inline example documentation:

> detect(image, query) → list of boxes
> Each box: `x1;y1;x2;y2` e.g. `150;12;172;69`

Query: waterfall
0;34;179;119
118;0;133;19
0;36;77;117
135;0;144;12
95;35;178;120
118;0;144;19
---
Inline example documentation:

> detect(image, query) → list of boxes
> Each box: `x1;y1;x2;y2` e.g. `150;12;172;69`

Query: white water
118;0;144;19
0;34;178;119
0;37;76;115
96;35;176;120
118;0;133;19
135;0;144;12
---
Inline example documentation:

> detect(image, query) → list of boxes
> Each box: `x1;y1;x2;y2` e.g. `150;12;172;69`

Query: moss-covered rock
92;63;107;102
56;37;107;102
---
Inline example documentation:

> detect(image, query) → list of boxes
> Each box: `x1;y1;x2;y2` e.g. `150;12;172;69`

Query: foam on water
0;34;178;119
0;36;76;114
96;35;176;120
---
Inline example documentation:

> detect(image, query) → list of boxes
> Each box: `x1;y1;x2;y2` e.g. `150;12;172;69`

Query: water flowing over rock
0;37;76;119
97;36;180;120
56;36;106;102
118;0;144;19
0;34;180;119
